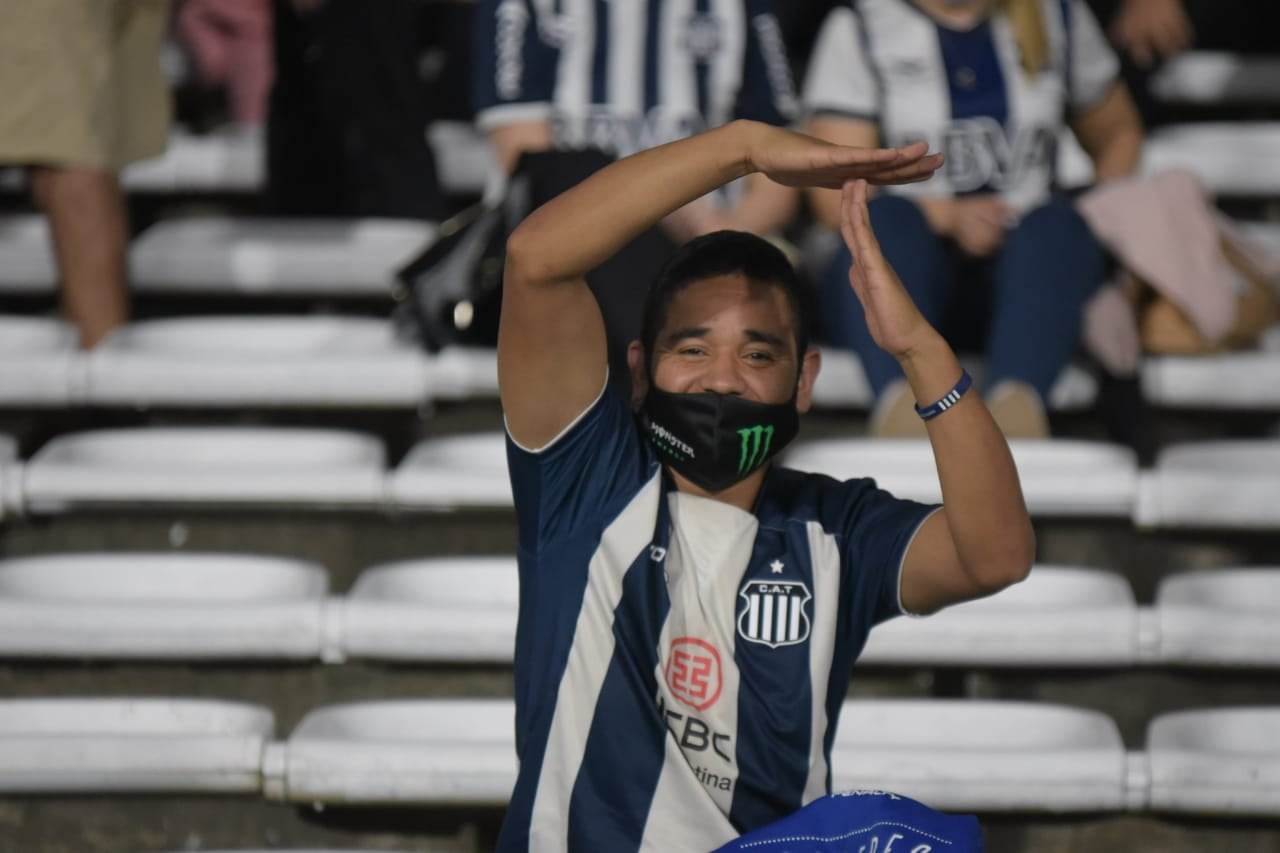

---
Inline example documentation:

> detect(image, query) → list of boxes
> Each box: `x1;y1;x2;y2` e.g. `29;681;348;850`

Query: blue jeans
820;194;1105;400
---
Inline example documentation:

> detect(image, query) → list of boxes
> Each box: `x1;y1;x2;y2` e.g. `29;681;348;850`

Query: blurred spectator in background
1084;0;1280;126
0;0;171;348
473;0;802;375
175;0;273;130
805;0;1143;439
266;0;446;220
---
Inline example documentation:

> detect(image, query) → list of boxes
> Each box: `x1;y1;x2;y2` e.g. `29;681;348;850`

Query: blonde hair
1001;0;1049;75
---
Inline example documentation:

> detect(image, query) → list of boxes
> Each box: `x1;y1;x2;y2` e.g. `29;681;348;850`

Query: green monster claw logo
736;425;774;474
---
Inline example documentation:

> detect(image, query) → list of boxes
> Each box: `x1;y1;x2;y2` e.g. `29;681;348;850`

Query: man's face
630;274;820;410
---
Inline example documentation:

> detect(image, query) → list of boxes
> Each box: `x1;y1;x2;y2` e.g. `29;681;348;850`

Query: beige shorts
0;0;172;171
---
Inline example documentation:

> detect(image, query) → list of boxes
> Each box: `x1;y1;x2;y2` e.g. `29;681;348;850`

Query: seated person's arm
1071;81;1144;183
500;121;942;449
488;120;555;175
716;172;801;237
835;181;1036;614
806;116;879;232
807;116;961;242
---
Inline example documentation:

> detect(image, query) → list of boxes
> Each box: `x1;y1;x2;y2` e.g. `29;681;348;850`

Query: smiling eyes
675;346;777;364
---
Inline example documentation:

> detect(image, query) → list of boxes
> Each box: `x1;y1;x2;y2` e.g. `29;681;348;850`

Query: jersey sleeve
802;6;880;122
472;0;560;131
505;380;654;550
1064;0;1120;112
841;480;939;627
735;1;800;126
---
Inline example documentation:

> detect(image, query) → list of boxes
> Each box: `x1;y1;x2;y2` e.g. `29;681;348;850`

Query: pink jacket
1076;169;1280;374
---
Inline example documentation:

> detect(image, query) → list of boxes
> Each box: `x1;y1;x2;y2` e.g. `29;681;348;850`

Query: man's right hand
747;123;942;190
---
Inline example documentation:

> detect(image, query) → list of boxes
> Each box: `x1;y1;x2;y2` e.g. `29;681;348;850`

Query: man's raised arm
499;120;941;449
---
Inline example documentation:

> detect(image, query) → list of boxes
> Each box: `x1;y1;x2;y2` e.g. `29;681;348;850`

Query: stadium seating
85;316;433;409
0;215;56;292
20;427;387;514
0;315;81;407
0;698;274;793
122;127;263;193
860;566;1147;667
1143;123;1280;197
337;557;517;664
0;552;329;659
1150;52;1280;104
389;433;512;510
810;350;1098;411
1147;707;1280;816
262;699;518;804
1136;440;1280;529
831;700;1136;812
784;438;1139;517
130;217;434;296
1153;568;1280;667
1142;326;1280;410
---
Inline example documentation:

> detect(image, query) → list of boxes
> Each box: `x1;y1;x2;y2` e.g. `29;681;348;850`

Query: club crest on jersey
737;580;811;648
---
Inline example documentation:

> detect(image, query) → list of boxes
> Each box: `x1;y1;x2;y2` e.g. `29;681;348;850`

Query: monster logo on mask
640;388;798;492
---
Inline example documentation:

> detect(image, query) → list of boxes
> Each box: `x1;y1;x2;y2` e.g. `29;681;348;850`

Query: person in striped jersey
804;0;1144;438
473;0;801;241
496;118;1035;851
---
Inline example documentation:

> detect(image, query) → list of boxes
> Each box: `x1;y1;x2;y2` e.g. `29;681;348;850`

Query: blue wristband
915;370;973;420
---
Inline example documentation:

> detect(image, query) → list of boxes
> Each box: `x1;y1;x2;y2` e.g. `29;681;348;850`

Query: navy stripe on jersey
592;0;610;104
729;527;816;829
852;6;885;121
693;0;713;122
472;0;559;113
643;0;663;111
736;3;797;126
938;19;1009;126
567;522;672;851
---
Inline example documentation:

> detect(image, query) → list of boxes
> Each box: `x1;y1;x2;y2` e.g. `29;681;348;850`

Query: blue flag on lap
712;789;984;853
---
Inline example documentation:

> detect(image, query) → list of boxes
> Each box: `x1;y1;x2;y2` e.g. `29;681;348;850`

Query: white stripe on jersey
709;0;748;127
608;0;645;118
801;521;843;804
528;470;663;851
659;0;697;127
553;0;594;126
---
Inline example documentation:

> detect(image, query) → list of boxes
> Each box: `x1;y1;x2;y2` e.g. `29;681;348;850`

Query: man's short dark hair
640;230;815;372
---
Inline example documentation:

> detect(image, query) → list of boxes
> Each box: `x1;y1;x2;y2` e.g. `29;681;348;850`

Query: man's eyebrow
744;329;788;349
661;326;710;346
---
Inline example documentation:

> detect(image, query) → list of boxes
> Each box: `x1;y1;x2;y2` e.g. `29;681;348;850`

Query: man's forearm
899;335;1036;588
506;121;758;285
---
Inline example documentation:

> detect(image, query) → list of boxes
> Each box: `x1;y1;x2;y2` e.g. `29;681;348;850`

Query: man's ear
627;341;649;406
794;347;822;414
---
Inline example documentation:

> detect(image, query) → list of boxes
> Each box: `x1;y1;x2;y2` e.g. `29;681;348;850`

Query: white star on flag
770;559;784;574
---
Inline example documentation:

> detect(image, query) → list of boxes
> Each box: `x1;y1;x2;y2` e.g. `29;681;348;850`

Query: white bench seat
86;316;432;408
1143;326;1280;410
339;557;516;663
0;698;274;794
389;432;511;510
264;699;517;804
831;700;1133;813
122;128;263;193
0;215;57;293
0;553;328;659
1148;707;1280;816
130;217;434;296
1151;53;1280;104
861;566;1144;667
1154;568;1280;666
1143;123;1280;197
22;427;387;513
785;439;1138;517
1136;440;1280;530
811;349;1097;411
0;316;81;407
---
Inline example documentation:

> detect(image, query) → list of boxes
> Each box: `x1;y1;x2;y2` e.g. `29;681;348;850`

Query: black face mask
639;387;800;493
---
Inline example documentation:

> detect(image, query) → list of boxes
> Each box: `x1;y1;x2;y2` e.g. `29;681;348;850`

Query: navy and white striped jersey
474;0;798;159
804;0;1119;211
500;384;936;852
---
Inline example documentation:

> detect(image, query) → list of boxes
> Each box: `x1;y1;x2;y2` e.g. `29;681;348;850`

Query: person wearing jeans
803;0;1143;437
